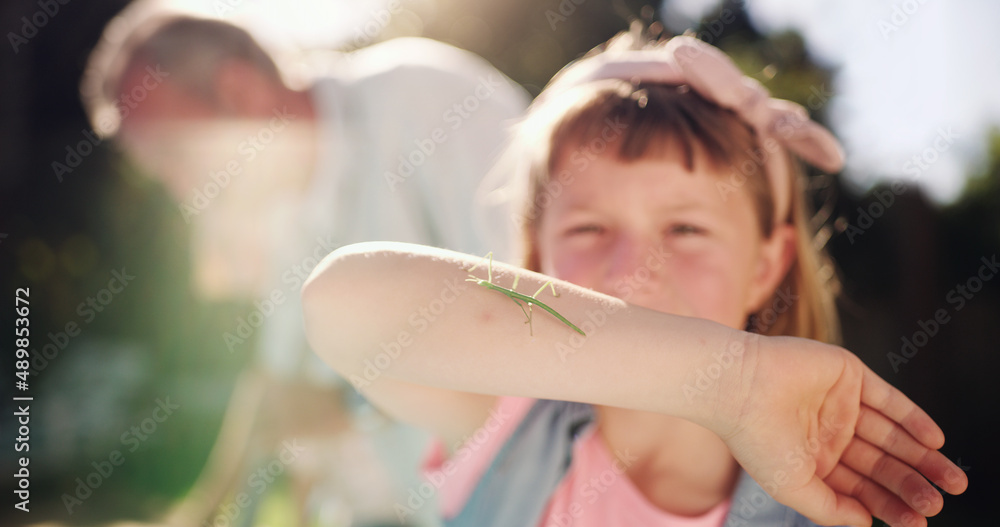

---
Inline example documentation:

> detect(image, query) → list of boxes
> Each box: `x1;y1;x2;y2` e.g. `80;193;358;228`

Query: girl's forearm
302;242;752;432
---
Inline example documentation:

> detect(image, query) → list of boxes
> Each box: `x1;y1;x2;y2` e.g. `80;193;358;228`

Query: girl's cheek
689;268;747;327
537;238;573;278
541;242;608;292
660;253;736;324
549;249;595;285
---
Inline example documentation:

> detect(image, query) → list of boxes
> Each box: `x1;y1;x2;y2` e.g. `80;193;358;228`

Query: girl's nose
606;233;667;294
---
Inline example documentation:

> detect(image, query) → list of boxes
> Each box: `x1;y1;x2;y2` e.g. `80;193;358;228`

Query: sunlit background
1;0;997;525
129;0;1000;202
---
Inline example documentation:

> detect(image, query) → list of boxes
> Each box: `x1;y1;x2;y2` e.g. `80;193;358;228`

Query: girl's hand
716;335;968;527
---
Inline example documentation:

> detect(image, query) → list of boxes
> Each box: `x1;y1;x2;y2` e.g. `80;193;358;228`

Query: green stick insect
466;253;586;336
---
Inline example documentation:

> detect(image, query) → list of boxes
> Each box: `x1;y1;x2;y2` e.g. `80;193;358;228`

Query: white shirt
257;38;529;382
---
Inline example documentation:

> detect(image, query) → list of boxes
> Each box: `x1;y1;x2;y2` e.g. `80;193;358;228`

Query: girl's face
536;146;794;329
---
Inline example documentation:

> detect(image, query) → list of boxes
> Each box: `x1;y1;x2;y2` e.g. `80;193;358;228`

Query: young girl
301;33;967;527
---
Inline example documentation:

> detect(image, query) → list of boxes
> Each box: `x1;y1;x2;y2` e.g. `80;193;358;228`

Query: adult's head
84;14;289;135
83;13;316;194
82;13;318;298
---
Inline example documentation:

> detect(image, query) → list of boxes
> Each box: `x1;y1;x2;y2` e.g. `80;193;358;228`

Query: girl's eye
668;224;705;236
565;224;605;236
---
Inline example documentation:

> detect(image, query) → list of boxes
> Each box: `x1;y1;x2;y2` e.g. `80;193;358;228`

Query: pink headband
541;36;845;223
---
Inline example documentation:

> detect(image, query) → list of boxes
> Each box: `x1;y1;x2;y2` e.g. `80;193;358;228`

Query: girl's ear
212;59;281;116
745;223;797;314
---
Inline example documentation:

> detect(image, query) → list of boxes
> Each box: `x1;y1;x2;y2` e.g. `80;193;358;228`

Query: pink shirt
423;397;731;526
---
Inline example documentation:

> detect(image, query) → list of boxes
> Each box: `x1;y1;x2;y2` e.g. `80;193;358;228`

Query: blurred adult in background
81;9;527;527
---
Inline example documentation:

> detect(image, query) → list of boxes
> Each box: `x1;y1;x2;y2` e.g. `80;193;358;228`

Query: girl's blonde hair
511;70;841;344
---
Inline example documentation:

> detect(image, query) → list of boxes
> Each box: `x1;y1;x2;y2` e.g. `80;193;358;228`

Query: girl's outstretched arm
302;241;966;527
301;241;739;430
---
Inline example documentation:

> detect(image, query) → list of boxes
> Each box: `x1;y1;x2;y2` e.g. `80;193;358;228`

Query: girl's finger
841;436;943;516
825;463;926;527
855;406;969;495
860;368;944;449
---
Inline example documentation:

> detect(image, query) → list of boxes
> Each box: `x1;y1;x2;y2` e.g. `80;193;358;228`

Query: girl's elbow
301;242;404;366
301;245;372;362
301;241;414;296
302;242;389;301
302;245;349;309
